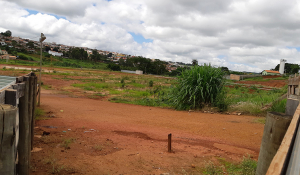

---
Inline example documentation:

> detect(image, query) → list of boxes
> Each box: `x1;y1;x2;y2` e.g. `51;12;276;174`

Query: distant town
1;30;299;76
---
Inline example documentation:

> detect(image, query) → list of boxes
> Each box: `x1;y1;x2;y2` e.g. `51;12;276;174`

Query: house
0;50;8;55
262;70;281;75
0;42;6;46
48;50;63;57
0;54;9;60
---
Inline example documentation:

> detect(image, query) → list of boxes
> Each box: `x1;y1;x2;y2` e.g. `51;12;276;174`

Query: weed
203;156;257;175
61;138;74;149
35;107;45;120
270;99;287;113
149;80;154;87
94;145;103;151
253;117;266;124
203;161;223;175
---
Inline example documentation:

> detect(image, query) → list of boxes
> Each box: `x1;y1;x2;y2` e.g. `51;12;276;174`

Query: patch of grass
270;99;287;113
35;107;45;120
61;138;74;149
42;84;52;90
253;117;266;124
203;156;257;175
149;80;154;87
94;144;103;151
130;82;146;88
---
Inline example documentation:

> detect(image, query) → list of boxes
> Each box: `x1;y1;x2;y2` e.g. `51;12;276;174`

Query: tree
26;41;35;48
53;47;59;52
1;30;12;37
107;63;121;71
12;40;17;46
45;46;51;52
192;59;198;66
274;63;300;74
220;67;230;75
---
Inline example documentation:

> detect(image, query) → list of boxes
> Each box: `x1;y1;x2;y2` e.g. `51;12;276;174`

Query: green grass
203;156;257;175
35;107;46;120
270;99;287;113
227;85;287;115
170;64;227;110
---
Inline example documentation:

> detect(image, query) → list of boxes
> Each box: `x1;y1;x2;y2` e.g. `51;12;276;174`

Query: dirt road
30;90;264;174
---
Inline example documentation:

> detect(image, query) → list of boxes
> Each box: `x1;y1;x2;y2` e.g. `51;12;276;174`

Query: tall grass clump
270;99;287;113
170;64;227;110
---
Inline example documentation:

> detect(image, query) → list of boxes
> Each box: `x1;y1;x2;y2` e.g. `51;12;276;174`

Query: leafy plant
170;64;226;110
149;80;154;87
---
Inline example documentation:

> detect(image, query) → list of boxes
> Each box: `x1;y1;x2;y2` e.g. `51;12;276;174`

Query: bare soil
236;79;287;88
30;90;264;175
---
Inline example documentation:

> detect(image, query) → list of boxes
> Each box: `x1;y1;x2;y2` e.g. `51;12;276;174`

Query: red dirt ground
236;80;287;88
30;90;264;174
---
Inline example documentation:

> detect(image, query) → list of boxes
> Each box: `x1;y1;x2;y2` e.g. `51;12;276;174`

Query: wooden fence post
168;134;172;153
17;80;29;175
31;75;37;150
27;76;34;151
0;104;18;175
256;112;292;175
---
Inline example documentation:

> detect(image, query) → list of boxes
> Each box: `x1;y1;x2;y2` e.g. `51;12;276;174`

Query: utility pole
38;33;46;106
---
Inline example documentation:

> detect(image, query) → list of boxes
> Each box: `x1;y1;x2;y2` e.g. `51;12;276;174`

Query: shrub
270;99;287;113
149;80;153;87
170;64;226;110
107;63;121;71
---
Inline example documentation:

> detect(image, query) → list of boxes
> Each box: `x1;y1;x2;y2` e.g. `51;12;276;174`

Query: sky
1;0;300;72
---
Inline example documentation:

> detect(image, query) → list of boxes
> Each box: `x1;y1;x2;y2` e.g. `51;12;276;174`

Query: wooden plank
31;76;37;150
0;89;5;104
5;89;17;107
266;104;300;175
11;83;25;99
17;78;29;175
28;76;34;151
0;104;18;175
288;78;300;86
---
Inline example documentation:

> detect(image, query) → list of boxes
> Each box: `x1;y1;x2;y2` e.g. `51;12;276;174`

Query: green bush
107;63;121;71
170;64;226;110
270;99;287;113
149;80;154;87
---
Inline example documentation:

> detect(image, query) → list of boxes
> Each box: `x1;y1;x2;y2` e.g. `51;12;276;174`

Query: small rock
194;154;197;158
60;110;63;112
191;164;195;168
61;150;64;152
237;113;242;115
211;112;214;114
223;128;226;130
68;129;71;131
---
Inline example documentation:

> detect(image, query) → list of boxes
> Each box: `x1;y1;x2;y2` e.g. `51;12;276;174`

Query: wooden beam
5;89;17;107
11;83;25;99
266;104;300;174
17;78;29;175
0;104;18;175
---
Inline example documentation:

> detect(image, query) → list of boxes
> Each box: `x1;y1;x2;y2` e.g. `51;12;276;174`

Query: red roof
264;70;280;74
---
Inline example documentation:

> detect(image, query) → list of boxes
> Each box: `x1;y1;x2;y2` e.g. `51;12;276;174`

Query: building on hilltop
48;50;63;57
262;70;281;75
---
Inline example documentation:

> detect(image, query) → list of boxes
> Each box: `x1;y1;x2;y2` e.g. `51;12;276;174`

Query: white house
48;50;63;57
0;42;6;46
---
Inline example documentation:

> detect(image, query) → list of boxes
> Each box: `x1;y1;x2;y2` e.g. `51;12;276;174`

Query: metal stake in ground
168;133;172;153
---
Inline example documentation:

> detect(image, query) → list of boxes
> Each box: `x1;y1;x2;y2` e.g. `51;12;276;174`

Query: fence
0;72;37;175
255;75;300;175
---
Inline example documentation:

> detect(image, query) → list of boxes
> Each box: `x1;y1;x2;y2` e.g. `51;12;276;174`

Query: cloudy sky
1;0;300;72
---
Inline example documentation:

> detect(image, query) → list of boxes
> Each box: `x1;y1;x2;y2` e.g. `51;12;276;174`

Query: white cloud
1;0;300;72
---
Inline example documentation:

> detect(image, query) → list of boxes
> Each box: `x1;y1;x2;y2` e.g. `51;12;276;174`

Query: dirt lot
0;66;266;174
30;89;264;174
